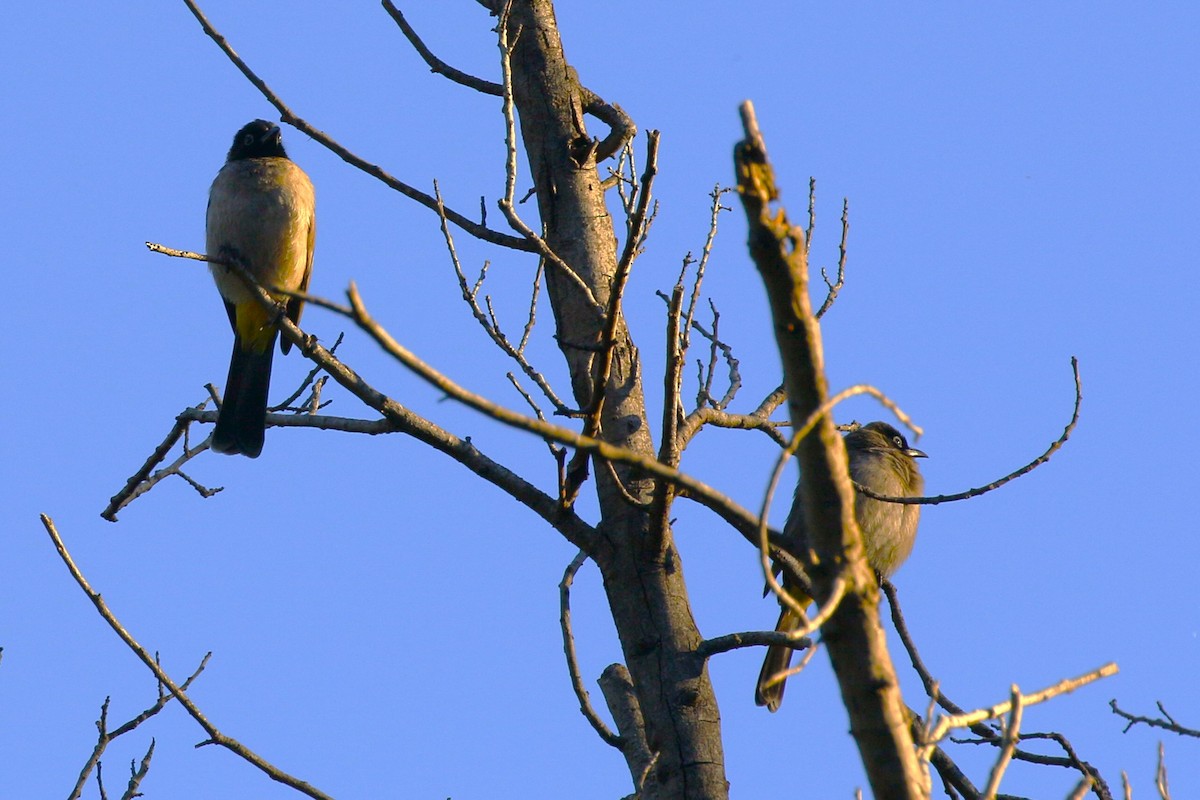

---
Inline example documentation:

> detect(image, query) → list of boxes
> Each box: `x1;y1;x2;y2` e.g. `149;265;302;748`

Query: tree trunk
506;1;728;796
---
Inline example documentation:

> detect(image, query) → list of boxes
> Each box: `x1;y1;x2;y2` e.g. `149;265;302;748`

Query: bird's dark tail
754;607;803;712
211;334;276;458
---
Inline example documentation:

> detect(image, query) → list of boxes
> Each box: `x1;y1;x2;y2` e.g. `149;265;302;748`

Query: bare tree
43;2;1142;799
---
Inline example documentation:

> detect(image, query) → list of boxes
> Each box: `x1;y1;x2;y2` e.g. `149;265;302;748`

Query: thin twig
435;181;570;414
598;457;653;510
1156;742;1171;800
680;186;733;357
517;259;545;354
272;332;343;411
120;739;156;800
814;198;849;319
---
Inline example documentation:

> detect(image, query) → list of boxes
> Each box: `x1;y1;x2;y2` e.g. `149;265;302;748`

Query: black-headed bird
755;421;927;711
206;120;315;458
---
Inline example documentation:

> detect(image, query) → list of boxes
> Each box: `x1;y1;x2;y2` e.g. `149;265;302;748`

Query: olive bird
755;421;927;712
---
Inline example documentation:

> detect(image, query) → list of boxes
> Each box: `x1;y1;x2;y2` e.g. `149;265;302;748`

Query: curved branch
559;551;622;748
859;356;1082;507
578;82;636;162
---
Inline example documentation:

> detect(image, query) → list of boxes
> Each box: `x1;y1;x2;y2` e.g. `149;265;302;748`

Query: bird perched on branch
206;120;316;458
755;421;927;712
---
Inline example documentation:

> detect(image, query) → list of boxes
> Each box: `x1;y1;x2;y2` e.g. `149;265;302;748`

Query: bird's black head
226;120;287;162
859;421;928;459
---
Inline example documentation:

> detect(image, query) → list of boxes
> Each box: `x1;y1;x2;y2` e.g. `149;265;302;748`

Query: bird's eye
893;435;904;449
243;134;255;146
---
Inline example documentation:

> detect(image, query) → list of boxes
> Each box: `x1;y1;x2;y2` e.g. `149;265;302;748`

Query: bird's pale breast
206;157;315;307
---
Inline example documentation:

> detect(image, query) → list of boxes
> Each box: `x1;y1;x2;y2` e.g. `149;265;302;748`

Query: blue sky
4;2;1198;797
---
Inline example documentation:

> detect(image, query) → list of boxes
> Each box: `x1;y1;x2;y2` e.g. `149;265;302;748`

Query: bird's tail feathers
211;334;276;458
755;606;804;712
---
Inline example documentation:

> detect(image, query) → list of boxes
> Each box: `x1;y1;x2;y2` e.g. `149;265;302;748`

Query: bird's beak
262;125;281;142
905;447;929;459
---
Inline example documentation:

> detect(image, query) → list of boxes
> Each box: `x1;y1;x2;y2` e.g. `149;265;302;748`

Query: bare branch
494;7;601;306
920;665;1119;754
886;581;1115;797
681;407;789;448
980;686;1024;799
577;82;637;162
1156;742;1171;800
858;357;1082;507
382;0;501;94
341;280;767;545
435;181;571;414
559;551;622;748
271;332;344;411
180;0;530;250
102;411;220;522
517;258;544;354
695;629;814;659
814;198;849;319
680;186;733;358
597;458;654;510
1110;700;1200;738
145;243;597;550
43;515;335;800
737;97;924;797
381;2;633;161
120;738;155;800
